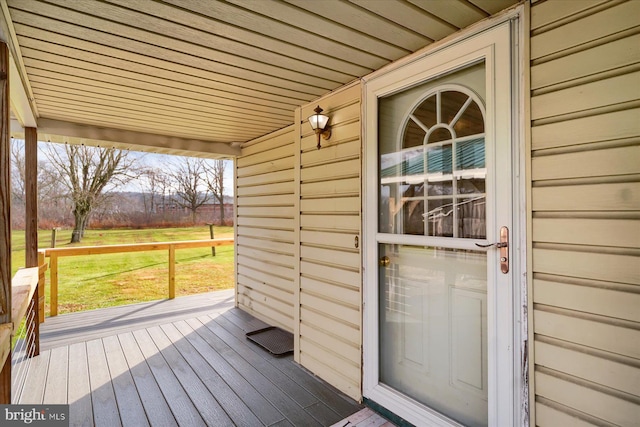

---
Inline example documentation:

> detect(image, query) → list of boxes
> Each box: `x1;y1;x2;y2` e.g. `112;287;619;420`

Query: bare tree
10;139;26;205
10;139;68;225
139;167;169;220
169;157;209;224
45;144;136;243
204;159;227;225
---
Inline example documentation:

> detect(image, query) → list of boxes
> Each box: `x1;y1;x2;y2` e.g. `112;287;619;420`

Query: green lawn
10;227;234;316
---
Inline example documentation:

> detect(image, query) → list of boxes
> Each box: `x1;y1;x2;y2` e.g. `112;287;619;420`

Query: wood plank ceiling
3;0;518;157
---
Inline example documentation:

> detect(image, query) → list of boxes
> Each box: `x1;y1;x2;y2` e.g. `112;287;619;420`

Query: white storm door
363;21;517;427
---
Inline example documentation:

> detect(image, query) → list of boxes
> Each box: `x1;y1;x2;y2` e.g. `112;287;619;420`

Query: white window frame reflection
381;84;487;238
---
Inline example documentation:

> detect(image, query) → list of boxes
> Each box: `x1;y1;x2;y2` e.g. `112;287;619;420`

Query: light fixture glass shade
308;106;329;130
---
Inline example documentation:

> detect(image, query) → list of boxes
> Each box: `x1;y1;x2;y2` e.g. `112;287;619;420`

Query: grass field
10;227;234;316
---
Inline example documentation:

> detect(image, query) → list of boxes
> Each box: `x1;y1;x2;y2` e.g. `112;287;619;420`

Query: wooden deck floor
16;291;376;426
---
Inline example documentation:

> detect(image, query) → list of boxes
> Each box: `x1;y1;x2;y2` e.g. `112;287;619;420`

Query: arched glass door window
380;86;486;239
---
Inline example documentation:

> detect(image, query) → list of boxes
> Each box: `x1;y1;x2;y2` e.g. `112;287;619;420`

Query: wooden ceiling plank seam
14;30;310;103
30;78;291;127
34;99;265;138
468;0;519;15
16;32;309;106
33;98;280;137
6;9;333;96
27;70;293;124
13;32;321;105
24;66;294;128
36;107;262;142
103;0;371;78
160;0;392;68
32;96;286;135
8;3;342;92
21;54;299;116
346;0;455;40
405;0;488;29
54;0;359;83
38;0;355;86
32;89;280;133
225;0;414;58
279;0;432;50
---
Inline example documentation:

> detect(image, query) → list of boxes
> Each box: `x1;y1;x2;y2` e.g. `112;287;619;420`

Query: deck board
43;346;68;404
132;328;206;427
102;335;150;427
161;322;263;427
86;338;122;427
179;318;285;426
216;311;359;418
117;332;177;427
67;342;93;427
40;290;235;350
17;290;371;426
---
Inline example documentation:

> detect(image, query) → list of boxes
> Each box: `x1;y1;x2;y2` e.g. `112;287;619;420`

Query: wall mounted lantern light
307;105;331;150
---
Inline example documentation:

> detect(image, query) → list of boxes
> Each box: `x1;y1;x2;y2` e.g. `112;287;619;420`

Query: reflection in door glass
379;244;488;426
379;88;486;239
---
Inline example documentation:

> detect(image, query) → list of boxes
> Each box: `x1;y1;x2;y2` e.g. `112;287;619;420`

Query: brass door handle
379;256;390;267
475;226;509;274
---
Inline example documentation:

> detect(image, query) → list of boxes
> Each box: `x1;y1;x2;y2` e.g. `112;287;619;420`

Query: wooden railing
38;238;234;317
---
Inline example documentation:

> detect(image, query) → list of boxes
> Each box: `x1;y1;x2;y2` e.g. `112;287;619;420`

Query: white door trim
362;8;526;427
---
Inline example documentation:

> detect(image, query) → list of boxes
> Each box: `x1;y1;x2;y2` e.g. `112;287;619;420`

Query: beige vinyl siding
298;85;362;401
235;126;297;331
530;1;640;425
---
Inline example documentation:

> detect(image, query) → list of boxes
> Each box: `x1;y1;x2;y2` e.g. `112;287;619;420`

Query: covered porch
15;290;386;427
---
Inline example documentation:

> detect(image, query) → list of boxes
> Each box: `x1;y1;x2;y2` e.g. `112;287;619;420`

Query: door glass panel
378;62;488;426
379;64;486;239
379;245;488;427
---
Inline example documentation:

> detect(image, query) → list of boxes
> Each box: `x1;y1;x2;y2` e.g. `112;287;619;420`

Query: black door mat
246;326;294;356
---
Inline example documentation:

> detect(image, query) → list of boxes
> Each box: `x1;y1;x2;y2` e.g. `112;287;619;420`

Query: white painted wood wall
236;85;362;400
529;1;640;425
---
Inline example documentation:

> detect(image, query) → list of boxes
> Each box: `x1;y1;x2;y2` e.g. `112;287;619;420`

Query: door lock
475;226;509;274
379;256;390;267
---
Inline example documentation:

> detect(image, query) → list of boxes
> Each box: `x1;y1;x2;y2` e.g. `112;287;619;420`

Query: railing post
50;253;58;317
168;245;175;299
50;228;58;248
207;224;216;256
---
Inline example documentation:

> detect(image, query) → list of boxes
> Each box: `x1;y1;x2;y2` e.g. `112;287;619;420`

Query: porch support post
25;127;37;268
0;41;12;404
25;127;39;356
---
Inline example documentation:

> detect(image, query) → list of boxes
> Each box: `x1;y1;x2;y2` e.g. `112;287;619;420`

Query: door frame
361;6;527;426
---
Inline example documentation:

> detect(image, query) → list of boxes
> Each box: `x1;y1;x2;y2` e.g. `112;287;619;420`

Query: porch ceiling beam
36;118;242;159
0;0;37;127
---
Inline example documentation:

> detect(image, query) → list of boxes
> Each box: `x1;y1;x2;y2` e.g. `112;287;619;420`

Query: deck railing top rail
38;238;235;317
40;237;235;257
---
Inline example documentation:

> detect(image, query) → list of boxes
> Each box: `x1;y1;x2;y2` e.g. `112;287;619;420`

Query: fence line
39;238;234;316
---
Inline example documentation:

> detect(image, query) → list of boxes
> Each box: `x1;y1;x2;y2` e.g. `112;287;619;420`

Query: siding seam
535;334;640;368
535;396;617;427
530;0;626;35
531;99;640;126
534;304;640;330
533;272;640;293
536;365;640;404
